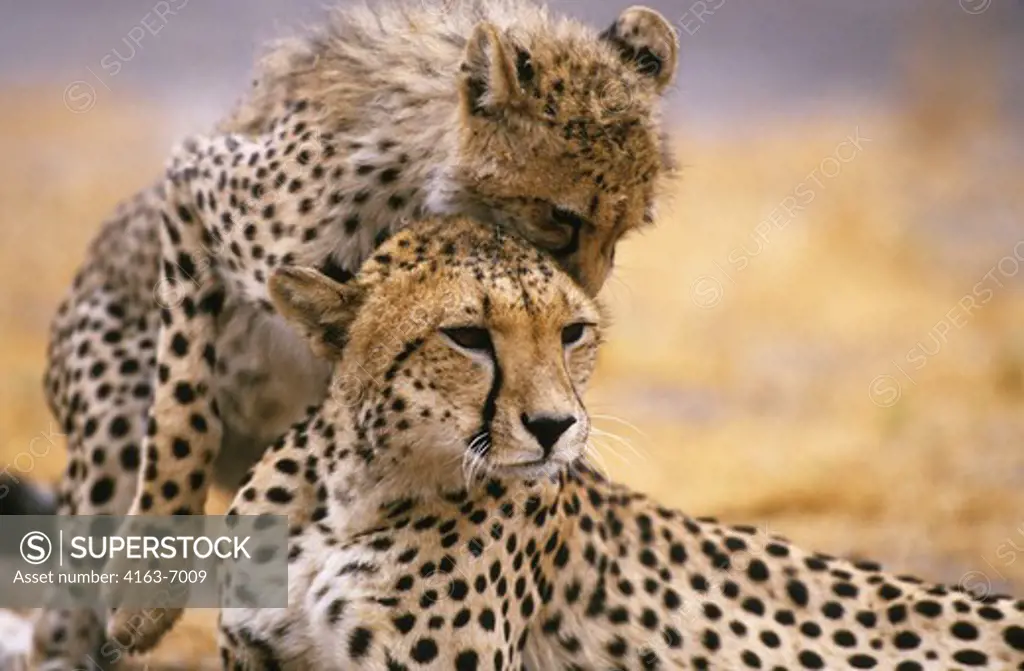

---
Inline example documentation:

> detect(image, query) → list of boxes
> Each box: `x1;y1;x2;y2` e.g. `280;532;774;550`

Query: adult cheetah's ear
460;22;525;116
269;267;365;360
601;6;679;94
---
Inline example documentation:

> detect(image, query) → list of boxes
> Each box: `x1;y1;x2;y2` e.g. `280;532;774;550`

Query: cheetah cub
226;218;1024;670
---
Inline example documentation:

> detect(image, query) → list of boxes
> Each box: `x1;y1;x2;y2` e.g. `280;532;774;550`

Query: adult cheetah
224;217;1024;669
34;0;679;665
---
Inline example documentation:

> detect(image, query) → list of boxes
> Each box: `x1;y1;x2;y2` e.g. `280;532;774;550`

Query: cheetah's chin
490;459;569;481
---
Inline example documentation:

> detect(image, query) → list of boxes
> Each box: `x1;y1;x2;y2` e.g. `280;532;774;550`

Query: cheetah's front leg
104;147;227;652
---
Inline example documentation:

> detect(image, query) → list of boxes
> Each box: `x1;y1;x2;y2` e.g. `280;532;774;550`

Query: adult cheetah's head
269;217;602;486
443;6;679;296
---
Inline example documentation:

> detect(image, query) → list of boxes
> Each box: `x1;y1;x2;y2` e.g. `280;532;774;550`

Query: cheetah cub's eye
561;323;590;347
441;327;493;352
548;206;587;257
551;206;586;231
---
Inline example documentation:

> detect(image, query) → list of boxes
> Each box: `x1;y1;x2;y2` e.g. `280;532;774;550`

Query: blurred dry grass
0;58;1022;666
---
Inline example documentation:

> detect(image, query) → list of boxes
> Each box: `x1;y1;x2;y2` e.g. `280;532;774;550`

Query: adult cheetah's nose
521;413;577;457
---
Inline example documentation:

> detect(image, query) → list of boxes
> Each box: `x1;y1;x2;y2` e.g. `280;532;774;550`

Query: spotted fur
35;0;679;665
224;218;1024;670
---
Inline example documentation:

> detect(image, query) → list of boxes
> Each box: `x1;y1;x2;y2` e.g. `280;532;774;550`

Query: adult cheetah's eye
561;323;589;347
441;327;493;352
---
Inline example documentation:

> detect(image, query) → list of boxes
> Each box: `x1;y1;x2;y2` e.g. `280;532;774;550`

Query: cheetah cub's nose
521;414;577;457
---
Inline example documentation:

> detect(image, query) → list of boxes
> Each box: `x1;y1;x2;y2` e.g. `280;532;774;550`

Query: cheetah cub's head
444;6;679;296
270;217;602;486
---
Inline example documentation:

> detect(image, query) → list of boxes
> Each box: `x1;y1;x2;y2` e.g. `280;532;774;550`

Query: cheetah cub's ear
268;267;365;360
460;22;526;115
600;6;679;93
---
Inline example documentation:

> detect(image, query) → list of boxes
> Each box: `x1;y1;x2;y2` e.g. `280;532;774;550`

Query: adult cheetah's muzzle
521;413;577;458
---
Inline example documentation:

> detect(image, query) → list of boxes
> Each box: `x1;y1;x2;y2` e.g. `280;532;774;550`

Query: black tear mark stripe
481;344;502;428
474;346;503;460
476;294;502;457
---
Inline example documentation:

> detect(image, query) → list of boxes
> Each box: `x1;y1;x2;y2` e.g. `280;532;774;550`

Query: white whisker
462;453;478;488
460;436;491;489
588;437;633;468
591;413;648;438
582;442;612;478
590;427;648;462
467;432;489;454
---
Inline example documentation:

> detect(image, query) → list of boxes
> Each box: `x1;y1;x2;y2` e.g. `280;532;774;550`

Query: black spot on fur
348;627;373;657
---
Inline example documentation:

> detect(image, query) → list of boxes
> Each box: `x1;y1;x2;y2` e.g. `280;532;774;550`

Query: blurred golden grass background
1;53;1023;667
